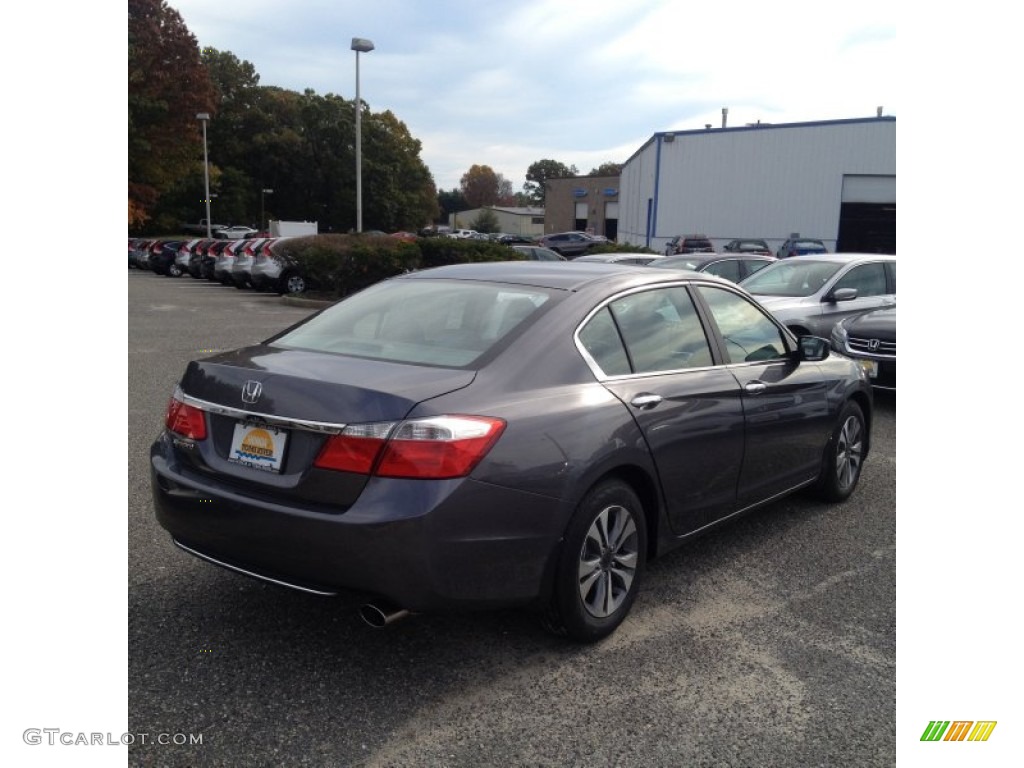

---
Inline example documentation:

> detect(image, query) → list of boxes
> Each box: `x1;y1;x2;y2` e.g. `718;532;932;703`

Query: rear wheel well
594;466;661;562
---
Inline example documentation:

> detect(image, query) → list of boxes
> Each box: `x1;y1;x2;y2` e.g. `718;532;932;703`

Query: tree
437;188;468;223
460;164;502;208
588;162;623;177
523;159;578;205
495;175;516;206
470;208;500;233
128;0;216;229
353;109;438;231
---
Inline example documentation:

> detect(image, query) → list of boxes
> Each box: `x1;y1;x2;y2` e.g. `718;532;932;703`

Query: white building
618;116;895;254
450;206;546;238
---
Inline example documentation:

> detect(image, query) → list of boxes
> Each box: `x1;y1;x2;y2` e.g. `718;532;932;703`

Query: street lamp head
196;112;210;121
351;37;374;53
262;188;274;194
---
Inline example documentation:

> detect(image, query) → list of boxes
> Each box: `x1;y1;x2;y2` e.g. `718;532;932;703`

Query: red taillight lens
313;416;505;479
165;396;207;440
313;422;394;474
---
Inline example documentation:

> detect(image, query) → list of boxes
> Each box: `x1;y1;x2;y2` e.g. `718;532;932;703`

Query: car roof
574;252;660;263
658;254;729;267
790;252;895;263
399;259;733;292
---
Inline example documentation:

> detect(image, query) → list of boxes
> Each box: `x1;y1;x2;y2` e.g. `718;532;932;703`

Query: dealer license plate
228;422;288;473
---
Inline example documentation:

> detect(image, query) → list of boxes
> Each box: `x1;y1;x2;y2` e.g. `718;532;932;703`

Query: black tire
544;480;647;642
168;263;182;277
815;400;866;502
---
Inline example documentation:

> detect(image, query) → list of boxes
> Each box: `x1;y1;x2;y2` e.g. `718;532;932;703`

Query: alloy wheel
835;414;864;491
577;504;639;618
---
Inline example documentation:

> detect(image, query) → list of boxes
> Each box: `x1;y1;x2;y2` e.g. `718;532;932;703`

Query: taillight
313;422;394;474
165;394;207;440
314;416;505;479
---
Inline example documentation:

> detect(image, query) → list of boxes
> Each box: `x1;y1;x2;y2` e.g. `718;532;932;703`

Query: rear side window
578;308;631;376
273;280;551;367
578;287;713;375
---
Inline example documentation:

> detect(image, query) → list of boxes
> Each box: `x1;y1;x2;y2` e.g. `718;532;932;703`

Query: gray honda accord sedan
151;261;873;641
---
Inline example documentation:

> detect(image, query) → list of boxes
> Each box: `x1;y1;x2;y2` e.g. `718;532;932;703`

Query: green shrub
416;237;525;269
278;234;526;298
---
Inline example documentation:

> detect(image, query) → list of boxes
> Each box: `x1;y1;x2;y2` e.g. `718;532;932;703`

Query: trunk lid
171;345;476;510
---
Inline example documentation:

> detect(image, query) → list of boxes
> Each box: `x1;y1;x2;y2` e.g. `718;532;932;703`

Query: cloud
169;0;895;190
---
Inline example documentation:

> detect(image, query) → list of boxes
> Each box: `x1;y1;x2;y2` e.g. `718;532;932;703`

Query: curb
280;295;335;309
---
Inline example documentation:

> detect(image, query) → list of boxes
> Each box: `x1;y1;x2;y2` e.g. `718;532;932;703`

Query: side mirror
797;335;830;361
826;287;858;303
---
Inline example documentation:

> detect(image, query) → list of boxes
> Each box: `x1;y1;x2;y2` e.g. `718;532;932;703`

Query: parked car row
129;236;308;294
663;235;830;259
130;236;895;391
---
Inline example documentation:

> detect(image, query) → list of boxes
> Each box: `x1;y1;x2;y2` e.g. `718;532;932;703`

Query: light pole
196;113;212;239
351;37;374;233
261;188;274;234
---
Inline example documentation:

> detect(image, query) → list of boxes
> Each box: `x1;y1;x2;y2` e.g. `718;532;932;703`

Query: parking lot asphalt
128;270;896;767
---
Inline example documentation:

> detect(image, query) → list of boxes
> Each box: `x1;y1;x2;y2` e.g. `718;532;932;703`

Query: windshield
741;260;843;297
272;279;552;367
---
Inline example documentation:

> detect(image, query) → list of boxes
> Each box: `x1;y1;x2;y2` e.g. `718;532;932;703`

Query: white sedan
215;226;259;240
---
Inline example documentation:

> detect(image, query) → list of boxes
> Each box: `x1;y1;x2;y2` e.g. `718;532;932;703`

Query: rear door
577;285;744;534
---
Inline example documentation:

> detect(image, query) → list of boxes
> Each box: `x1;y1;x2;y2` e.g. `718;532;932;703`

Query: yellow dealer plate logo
228;422;288;473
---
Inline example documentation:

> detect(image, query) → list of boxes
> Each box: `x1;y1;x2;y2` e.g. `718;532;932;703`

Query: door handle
744;381;767;395
630;393;663;409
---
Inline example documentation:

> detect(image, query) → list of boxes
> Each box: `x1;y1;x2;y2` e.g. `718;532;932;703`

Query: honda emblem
241;380;263;404
868;339;880;352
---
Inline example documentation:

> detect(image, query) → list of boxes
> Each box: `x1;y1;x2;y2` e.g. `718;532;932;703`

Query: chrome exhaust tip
359;601;410;628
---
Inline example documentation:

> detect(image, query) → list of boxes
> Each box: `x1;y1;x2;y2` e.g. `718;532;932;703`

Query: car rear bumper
150;434;568;612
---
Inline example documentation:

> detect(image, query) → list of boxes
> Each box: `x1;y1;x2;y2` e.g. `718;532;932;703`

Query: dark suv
665;235;714;256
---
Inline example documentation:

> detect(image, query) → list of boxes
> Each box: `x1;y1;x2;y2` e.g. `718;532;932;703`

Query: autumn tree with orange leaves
128;0;215;227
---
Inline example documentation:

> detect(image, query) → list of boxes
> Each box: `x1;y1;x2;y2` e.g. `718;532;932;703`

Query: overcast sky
169;0;896;193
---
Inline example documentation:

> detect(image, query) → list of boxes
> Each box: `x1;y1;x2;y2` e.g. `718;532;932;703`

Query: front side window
834;263;888;297
698;286;789;363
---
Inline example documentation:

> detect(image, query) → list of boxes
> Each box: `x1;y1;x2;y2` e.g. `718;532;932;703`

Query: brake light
313;422;394;474
314;416;505;479
165;395;207;440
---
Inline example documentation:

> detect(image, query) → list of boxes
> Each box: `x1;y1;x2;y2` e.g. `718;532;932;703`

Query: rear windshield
272;279;553;367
